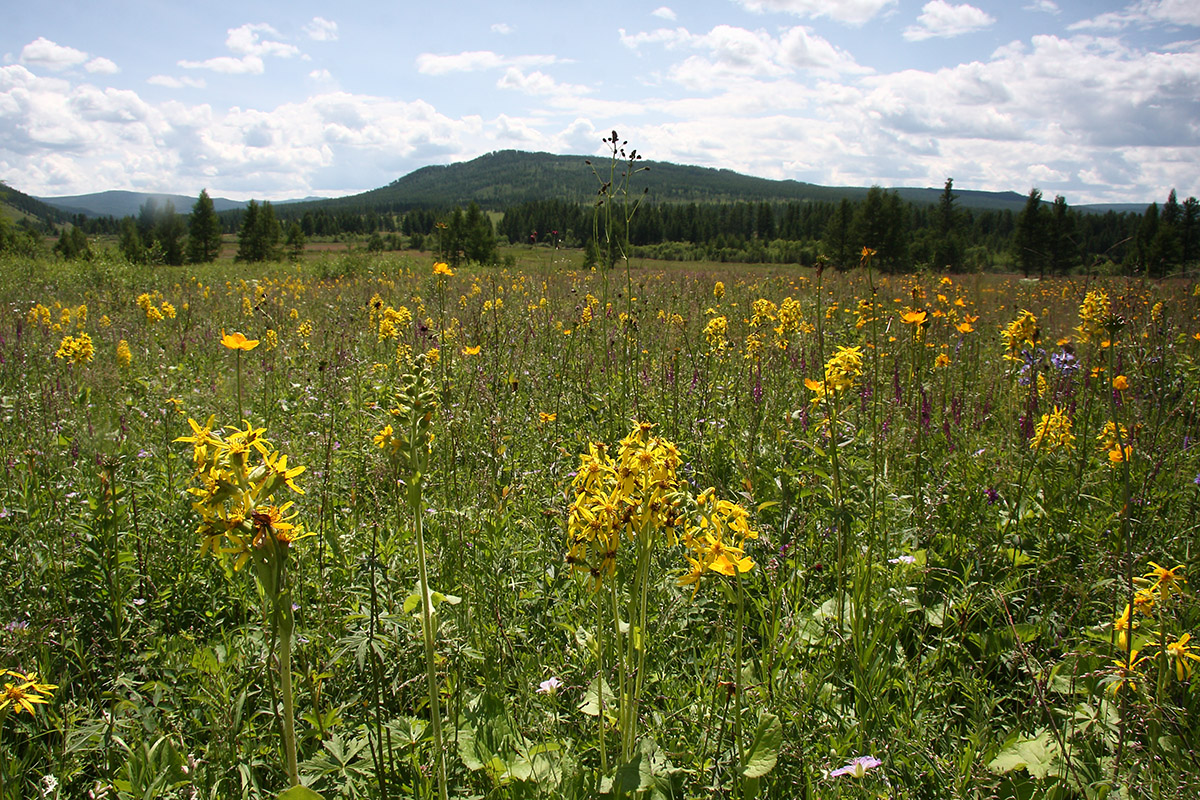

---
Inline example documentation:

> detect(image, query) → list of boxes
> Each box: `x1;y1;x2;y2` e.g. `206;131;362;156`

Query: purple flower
828;755;882;779
985;487;1000;505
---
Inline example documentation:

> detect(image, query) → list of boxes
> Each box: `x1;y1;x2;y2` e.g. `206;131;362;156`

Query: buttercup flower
221;329;260;351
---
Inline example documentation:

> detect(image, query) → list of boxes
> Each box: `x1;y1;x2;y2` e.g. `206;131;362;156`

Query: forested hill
0;181;67;225
293;150;1033;214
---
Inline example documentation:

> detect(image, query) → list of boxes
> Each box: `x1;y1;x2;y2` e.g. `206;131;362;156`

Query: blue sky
2;0;1197;205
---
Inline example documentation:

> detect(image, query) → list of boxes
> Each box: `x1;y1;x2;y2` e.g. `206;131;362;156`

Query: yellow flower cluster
1096;420;1131;465
175;417;308;572
54;332;95;364
713;281;725;300
373;302;412;342
116;339;132;369
678;488;758;597
1109;562;1197;691
136;292;173;323
566;423;686;589
749;298;778;328
704;315;728;352
805;345;864;405
1030;406;1074;453
1000;309;1039;362
1;669;57;716
1076;289;1110;344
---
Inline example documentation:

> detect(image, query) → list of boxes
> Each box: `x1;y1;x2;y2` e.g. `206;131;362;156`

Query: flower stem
411;479;448;800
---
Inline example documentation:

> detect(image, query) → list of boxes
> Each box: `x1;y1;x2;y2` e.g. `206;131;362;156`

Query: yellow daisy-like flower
461;345;481;356
1112;375;1129;391
221;329;259;351
1;670;58;716
433;261;454;277
1145;562;1186;598
1164;633;1200;681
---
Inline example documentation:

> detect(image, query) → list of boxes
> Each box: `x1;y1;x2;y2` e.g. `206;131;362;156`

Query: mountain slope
1;181;68;225
36;190;247;219
293;150;1039;214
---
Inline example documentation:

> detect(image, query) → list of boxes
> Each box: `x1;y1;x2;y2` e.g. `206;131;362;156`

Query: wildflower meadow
1;244;1198;799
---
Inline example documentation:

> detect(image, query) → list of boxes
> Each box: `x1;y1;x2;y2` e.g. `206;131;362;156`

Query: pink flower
536;677;562;695
828;755;882;779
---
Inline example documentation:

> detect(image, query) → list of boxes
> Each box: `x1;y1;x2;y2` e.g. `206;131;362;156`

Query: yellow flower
1163;633;1200;681
713;281;725;300
901;309;928;327
1;670;58;716
462;345;481;356
1106;650;1147;695
221;329;260;351
1145;562;1186;598
1112;375;1129;391
1113;604;1138;651
934;353;951;368
116;339;132;369
433;261;454;277
539;412;557;424
1030;406;1074;453
956;322;974;334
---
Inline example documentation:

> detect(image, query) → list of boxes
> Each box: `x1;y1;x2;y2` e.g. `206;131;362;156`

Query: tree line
10;183;1198;276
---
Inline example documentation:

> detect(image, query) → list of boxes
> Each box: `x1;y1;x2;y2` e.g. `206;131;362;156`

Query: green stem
278;598;300;787
411;480;449;800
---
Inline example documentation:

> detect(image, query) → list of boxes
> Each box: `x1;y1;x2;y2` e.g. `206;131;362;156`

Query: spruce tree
188;189;223;263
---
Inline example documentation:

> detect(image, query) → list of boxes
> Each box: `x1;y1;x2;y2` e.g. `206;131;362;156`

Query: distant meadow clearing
1;249;1198;800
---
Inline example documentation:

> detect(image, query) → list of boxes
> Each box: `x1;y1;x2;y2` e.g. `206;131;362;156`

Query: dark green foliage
187;189;223;263
53;225;92;260
235;200;282;263
1015;188;1047;277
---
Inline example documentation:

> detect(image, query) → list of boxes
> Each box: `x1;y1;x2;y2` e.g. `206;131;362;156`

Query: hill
1;181;68;225
299;150;1038;214
35;190;248;219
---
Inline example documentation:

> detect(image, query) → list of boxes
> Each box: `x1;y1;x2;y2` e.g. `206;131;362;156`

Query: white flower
536;676;562;695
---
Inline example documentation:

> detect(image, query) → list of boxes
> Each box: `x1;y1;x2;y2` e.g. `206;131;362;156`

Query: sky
2;0;1197;206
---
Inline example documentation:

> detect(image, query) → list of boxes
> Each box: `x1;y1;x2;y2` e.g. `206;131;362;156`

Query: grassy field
1;249;1198;800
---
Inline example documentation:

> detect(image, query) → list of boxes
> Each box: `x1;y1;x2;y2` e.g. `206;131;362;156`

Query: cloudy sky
3;1;1197;205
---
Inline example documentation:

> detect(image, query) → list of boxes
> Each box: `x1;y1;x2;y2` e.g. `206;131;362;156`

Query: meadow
1;247;1198;800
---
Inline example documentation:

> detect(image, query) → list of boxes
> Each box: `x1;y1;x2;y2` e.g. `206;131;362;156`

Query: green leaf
987;729;1062;779
742;712;782;779
578;675;617;722
277;786;325;800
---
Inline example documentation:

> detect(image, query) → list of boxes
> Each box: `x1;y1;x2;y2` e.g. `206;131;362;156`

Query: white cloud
148;75;207;89
226;23;300;58
179;55;265;75
491;22;514;35
415;50;558;75
304;17;339;42
903;2;996;41
84;57;119;75
496;67;591;98
622;24;866;77
19;37;89;71
1071;0;1200;31
1023;0;1059;13
309;69;333;81
178;23;300;74
733;0;898;26
652;7;677;20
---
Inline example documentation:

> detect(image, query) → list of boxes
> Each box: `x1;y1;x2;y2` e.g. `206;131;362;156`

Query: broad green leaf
277;786;325;800
988;729;1062;779
579;676;617;723
742;712;782;779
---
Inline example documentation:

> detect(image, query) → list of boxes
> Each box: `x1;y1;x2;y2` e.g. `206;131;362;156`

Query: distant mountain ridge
20;151;1151;221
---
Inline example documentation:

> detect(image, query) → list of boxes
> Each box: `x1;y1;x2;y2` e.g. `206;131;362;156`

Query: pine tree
188;189;223;263
1014;189;1047;277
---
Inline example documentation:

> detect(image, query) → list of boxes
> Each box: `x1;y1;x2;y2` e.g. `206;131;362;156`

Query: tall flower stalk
373;354;448;800
176;416;309;788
